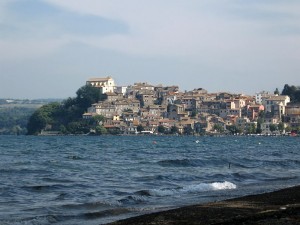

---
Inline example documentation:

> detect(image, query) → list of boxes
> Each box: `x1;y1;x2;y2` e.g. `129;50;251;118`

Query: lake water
0;135;299;225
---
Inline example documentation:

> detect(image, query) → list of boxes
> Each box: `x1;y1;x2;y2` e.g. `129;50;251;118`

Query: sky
1;0;300;99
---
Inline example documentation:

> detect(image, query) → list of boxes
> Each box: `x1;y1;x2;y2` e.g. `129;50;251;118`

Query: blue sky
1;0;300;99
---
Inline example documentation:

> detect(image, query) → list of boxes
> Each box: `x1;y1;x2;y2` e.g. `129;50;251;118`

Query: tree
59;125;68;134
269;124;278;133
285;126;292;133
183;126;194;135
93;115;105;125
170;125;179;134
27;102;61;135
227;125;243;134
137;125;144;132
107;127;121;135
191;110;197;118
256;123;262;134
246;124;256;134
281;84;300;103
213;124;224;133
27;85;103;135
256;110;265;134
76;85;102;115
226;125;242;134
278;122;285;133
95;125;107;135
0;107;35;135
274;88;280;95
66;121;90;134
157;125;166;134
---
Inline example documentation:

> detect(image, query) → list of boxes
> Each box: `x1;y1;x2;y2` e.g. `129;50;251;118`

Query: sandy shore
106;185;300;225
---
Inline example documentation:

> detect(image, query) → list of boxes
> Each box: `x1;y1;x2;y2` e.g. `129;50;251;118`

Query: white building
255;91;273;104
114;86;127;95
262;95;290;116
86;77;115;94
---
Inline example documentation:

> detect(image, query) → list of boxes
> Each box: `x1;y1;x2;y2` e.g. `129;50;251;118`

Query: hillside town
79;76;300;136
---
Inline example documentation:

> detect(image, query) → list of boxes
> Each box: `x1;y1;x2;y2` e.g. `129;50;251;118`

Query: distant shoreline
106;185;300;225
35;132;298;137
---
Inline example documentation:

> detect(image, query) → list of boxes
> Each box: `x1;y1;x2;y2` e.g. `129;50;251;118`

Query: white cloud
2;0;300;62
44;0;300;61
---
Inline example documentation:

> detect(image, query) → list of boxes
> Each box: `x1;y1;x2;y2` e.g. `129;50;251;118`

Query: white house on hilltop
86;77;115;94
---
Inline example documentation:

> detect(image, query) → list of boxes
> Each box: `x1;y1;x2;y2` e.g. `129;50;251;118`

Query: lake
0;135;299;225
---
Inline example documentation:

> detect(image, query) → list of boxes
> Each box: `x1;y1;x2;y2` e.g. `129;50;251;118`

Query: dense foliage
27;85;106;135
281;84;300;103
0;107;36;135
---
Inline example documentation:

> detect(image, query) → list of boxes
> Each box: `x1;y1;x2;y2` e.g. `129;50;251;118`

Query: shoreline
106;185;300;225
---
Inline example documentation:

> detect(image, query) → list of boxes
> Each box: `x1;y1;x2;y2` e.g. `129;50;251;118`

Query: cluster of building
82;77;300;135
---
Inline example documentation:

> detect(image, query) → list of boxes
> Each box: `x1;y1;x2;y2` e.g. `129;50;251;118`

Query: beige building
168;104;187;120
285;104;300;129
86;77;115;94
262;95;290;118
219;108;242;119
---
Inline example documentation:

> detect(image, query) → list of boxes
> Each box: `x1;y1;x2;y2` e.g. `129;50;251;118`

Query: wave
157;158;210;167
22;184;67;192
151;181;236;197
127;181;237;200
0;215;60;225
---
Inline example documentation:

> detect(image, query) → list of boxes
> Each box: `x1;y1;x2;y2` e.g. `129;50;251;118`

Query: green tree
93;115;105;125
95;125;107;135
278;122;285;133
246;124;256;134
274;88;280;95
183;126;194;135
191;110;197;118
157;125;166;134
76;85;101;108
226;125;239;134
59;125;68;134
269;124;278;133
170;125;179;134
107;127;121;135
66;121;90;134
27;85;103;135
137;124;144;132
256;111;265;134
281;84;300;103
27;102;61;135
0;107;35;135
213;124;224;133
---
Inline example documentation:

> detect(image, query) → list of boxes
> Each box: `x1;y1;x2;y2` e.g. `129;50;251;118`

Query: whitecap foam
149;181;237;197
210;181;237;190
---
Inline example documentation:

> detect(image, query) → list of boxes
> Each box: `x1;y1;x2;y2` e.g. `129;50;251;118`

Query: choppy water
0;135;299;225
